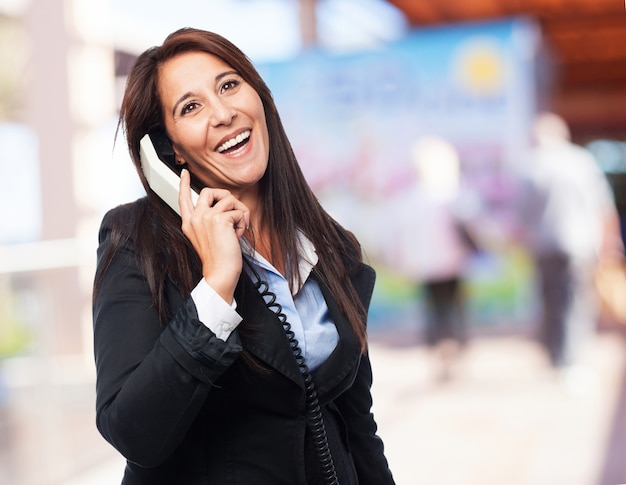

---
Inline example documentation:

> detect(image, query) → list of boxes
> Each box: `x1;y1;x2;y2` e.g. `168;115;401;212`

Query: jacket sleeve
92;208;242;467
334;349;396;485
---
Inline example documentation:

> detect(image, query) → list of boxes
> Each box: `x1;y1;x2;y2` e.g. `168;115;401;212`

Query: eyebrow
171;70;240;117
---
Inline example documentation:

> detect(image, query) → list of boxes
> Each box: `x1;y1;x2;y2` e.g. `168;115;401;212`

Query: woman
93;28;395;485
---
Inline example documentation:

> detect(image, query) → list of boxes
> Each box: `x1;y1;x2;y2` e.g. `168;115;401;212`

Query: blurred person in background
516;112;623;391
388;136;478;381
92;28;395;485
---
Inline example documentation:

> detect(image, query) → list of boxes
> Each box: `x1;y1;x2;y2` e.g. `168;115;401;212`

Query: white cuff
191;279;242;341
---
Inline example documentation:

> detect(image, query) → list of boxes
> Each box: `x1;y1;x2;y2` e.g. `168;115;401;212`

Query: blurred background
1;0;626;484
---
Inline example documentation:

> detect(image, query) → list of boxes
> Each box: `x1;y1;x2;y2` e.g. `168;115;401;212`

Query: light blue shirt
191;233;339;371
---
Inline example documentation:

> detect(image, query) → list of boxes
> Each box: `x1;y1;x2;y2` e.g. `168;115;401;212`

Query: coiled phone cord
244;258;340;485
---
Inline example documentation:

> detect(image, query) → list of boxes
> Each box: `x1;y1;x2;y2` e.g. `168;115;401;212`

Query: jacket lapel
234;272;305;388
312;264;376;400
312;280;361;400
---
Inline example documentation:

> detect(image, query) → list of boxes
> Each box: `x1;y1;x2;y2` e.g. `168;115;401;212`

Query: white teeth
217;130;250;153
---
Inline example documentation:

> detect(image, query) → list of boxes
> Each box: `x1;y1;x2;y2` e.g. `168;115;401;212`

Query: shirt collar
240;230;318;291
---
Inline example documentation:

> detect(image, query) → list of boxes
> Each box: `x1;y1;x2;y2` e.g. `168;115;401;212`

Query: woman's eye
221;79;240;93
181;102;199;115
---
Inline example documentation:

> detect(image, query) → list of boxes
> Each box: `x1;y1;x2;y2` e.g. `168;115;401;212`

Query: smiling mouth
217;130;251;153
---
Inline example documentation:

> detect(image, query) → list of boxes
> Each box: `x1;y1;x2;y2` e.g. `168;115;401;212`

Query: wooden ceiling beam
548;38;626;65
390;2;443;24
520;0;621;18
388;0;624;24
558;61;626;89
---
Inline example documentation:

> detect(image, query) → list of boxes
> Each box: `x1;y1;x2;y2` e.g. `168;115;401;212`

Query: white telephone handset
140;132;199;216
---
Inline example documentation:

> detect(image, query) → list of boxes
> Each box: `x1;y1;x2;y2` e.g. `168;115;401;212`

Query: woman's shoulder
99;197;148;232
94;198;149;286
96;197;150;252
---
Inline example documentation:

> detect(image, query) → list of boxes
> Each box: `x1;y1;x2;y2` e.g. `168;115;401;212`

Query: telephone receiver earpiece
139;131;199;216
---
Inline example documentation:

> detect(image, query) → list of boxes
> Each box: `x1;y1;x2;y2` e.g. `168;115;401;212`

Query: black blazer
93;201;395;485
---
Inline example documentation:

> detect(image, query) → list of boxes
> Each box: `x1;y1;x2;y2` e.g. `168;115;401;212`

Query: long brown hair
96;28;368;351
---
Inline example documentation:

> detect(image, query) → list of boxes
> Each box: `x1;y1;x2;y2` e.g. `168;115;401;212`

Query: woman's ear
172;147;185;165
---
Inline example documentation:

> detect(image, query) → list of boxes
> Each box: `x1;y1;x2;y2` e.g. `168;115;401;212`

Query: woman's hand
179;169;250;303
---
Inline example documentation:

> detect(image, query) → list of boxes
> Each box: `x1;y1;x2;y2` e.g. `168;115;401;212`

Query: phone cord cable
244;258;340;485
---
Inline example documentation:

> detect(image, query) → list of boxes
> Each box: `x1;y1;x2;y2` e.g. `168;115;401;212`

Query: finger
233;209;250;238
178;169;195;219
211;193;249;214
212;198;250;233
197;187;233;209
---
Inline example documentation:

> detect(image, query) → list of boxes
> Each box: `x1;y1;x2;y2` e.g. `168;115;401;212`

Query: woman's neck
238;188;286;276
246;225;285;276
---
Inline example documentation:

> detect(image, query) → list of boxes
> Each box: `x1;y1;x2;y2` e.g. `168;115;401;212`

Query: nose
209;98;236;127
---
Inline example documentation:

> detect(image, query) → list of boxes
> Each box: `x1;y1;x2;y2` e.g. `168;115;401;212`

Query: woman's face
158;51;269;198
